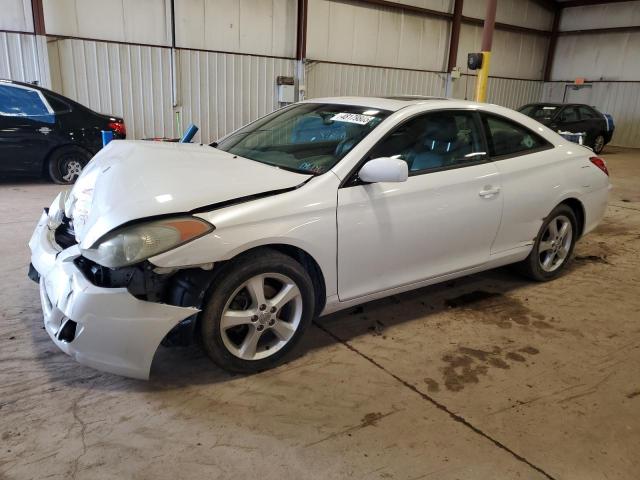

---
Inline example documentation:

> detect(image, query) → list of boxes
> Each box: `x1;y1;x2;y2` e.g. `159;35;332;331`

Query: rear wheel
200;249;315;373
592;134;605;154
47;146;91;184
517;204;577;281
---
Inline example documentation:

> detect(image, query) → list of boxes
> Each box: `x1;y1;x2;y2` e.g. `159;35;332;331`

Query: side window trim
340;108;490;188
480;112;554;161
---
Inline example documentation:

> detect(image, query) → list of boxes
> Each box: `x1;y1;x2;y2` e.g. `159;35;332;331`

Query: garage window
482;114;551;158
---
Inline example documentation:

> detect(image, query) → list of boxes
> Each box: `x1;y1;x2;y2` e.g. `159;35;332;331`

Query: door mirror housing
358;157;408;183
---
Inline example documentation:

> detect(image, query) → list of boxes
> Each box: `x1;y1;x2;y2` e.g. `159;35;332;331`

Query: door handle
479;186;500;198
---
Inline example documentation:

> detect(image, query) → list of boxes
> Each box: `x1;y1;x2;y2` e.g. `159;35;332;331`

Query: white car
29;96;610;379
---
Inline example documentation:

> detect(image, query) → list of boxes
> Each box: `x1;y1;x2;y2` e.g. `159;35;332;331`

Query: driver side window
368;111;486;174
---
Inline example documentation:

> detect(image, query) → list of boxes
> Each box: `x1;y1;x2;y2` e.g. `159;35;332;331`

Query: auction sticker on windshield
331;112;375;125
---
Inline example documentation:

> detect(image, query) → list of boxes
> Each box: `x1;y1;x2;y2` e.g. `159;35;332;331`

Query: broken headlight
81;217;214;268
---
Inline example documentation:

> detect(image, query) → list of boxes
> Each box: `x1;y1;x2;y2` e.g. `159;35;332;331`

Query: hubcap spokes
220;273;302;360
539;215;573;272
62;159;83;182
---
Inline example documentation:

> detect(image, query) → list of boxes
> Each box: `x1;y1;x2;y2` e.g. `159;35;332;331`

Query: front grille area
54;216;77;249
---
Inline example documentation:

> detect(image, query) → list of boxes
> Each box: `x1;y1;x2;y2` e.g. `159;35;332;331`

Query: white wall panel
307;0;449;71
0;0;33;32
560;1;640;31
451;75;542;109
463;0;554;31
178;49;295;143
551;32;640;81
175;0;296;58
542;81;640;148
0;32;49;85
43;0;172;46
50;38;175;139
457;24;548;79
305;61;447;98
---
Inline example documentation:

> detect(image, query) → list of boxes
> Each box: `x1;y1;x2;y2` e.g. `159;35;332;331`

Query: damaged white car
29;97;610;379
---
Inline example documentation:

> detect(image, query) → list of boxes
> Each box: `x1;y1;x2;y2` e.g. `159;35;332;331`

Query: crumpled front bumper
28;210;198;380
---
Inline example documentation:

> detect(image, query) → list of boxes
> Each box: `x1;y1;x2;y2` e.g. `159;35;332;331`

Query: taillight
108;121;126;138
589;156;609;176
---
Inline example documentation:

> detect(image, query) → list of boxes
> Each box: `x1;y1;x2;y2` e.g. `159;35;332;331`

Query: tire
592;134;605;154
200;249;315;373
47;146;91;184
516;204;578;282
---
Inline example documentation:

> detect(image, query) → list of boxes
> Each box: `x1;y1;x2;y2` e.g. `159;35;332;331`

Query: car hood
65;140;311;248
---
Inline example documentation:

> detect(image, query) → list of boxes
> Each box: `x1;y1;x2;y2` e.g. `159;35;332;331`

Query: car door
479;113;559;254
0;83;57;174
336;110;503;301
555;106;583;136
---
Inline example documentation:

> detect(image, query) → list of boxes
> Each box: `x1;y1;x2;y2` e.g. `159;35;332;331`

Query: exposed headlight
82;217;214;268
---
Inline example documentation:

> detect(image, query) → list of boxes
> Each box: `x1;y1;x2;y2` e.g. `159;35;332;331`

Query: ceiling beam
559;0;634;8
558;25;640;35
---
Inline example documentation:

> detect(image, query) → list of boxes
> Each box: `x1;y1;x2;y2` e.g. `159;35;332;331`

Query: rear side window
578;106;599;119
0;84;54;123
482;114;550;158
559;107;580;122
44;93;71;114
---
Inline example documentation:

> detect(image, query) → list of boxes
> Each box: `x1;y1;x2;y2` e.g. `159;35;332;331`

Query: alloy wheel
594;135;605;154
220;273;303;360
538;215;573;272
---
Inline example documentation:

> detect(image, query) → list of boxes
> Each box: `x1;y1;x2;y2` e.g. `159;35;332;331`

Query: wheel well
560;198;585;237
252;244;327;317
41;143;92;176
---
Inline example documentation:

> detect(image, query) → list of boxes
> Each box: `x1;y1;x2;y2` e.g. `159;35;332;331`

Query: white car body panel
29;97;610;379
66;140;311;248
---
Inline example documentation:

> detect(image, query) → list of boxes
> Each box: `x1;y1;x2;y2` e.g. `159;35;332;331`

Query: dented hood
66;140;310;248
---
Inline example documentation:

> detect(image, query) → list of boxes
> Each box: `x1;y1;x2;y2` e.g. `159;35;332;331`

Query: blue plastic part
101;130;114;147
180;124;199;143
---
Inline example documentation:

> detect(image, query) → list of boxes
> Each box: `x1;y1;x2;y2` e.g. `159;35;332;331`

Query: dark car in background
518;103;614;154
0;79;125;184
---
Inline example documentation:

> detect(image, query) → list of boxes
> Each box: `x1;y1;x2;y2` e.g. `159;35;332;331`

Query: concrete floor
1;146;639;480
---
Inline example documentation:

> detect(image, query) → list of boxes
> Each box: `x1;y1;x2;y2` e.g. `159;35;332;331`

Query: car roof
301;96;483;112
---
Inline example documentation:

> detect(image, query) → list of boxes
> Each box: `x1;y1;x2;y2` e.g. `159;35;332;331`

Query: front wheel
516;204;577;281
200;249;315;373
47;146;91;184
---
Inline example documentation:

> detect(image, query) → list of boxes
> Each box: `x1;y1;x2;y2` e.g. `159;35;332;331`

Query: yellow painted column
474;51;491;103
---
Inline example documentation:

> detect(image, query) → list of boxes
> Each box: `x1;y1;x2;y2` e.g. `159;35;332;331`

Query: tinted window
0;84;48;116
559;107;580;122
483;114;549;158
578;106;599;119
368;111;486;173
519;104;559;121
44;93;71;113
216;103;390;175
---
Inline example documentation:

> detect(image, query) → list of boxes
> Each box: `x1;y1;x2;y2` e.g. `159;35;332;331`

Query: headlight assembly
82;217;214;268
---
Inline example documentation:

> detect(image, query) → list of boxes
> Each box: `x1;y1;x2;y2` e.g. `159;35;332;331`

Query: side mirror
358;157;408;183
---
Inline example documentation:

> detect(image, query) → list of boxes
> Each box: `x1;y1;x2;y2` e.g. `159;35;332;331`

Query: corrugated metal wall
48;38;175;140
305;61;542;112
178;49;296;143
542;81;640;148
305;61;446;98
0;32;50;86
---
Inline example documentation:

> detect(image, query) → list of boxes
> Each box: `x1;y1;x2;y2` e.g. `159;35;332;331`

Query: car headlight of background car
81;217;214;268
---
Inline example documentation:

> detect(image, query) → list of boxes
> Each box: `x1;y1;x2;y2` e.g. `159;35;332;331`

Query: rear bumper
29;210;198;379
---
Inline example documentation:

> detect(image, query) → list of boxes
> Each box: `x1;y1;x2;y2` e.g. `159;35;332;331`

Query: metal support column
474;0;497;102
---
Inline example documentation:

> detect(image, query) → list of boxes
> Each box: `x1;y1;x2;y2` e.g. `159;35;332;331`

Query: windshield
215;103;391;174
519;104;558;122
